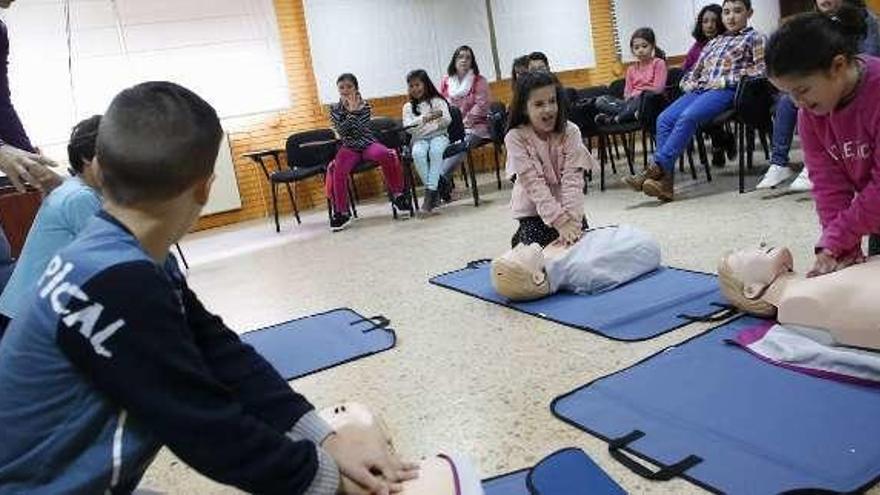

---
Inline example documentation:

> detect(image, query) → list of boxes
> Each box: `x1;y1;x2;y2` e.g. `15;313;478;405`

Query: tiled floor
142;151;879;494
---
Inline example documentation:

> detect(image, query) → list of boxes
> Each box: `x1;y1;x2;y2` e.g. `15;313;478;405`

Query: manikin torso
763;257;880;349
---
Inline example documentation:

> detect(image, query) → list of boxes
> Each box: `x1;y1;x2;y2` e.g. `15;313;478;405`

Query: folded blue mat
430;261;728;341
241;308;396;380
483;468;530;495
527;448;626;495
552;316;880;494
482;448;625;495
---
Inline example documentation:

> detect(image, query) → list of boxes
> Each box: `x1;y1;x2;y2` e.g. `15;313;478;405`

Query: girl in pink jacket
766;7;880;277
505;71;596;248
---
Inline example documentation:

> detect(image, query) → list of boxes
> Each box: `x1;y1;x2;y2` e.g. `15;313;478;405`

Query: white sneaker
788;168;813;192
756;164;796;189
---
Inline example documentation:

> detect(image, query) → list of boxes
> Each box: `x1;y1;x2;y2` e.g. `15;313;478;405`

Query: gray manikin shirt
545;225;662;294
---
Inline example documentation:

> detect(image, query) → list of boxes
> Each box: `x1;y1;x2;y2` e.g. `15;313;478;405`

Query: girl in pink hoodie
505;71;596;248
767;7;880;277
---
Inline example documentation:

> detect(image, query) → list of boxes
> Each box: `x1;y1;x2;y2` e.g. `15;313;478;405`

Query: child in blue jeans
623;0;765;201
402;69;452;215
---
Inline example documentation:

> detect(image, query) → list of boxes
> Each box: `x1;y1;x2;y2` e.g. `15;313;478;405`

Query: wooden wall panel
195;0;623;231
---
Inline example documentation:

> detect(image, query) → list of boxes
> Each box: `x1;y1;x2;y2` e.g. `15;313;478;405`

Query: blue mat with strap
552;316;880;494
241;308;396;380
430;261;729;341
482;448;625;495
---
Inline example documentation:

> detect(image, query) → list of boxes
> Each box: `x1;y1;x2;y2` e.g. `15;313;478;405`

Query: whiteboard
491;0;596;76
613;0;781;62
5;0;289;151
304;0;496;104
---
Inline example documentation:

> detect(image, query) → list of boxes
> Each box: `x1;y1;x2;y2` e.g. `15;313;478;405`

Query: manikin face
725;246;794;298
526;85;558;136
492;243;551;301
770;55;852;116
722;1;752;32
631;38;653;61
816;0;844;14
702;11;720;39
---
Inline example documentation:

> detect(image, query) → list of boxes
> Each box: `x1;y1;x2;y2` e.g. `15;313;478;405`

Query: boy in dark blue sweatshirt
0;81;415;494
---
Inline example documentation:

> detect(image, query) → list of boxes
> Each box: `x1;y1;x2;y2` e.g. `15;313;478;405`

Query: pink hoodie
506;122;593;227
799;55;880;258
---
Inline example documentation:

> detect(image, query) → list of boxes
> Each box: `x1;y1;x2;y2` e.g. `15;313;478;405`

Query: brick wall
195;0;623;231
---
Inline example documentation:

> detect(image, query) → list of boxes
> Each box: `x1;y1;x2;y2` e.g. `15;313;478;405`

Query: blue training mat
552;316;880;494
430;261;728;341
241;308;396;380
483;468;530;495
527;448;626;495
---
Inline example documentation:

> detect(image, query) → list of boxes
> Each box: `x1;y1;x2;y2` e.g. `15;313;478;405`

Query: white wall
304;0;496;104
4;0;289;154
491;0;596;77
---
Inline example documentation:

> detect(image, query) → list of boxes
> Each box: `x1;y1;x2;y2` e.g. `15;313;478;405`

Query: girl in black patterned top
327;73;409;231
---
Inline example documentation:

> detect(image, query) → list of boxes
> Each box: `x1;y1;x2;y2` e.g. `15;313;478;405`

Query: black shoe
438;177;453;203
712;149;727;168
329;213;352;232
419;190;437;216
392;191;412;213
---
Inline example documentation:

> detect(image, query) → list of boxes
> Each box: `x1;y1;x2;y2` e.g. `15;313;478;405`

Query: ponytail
654;46;667;61
767;5;867;77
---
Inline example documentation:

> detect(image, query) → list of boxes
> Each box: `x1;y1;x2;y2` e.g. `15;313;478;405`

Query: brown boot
621;165;663;192
642;170;674;202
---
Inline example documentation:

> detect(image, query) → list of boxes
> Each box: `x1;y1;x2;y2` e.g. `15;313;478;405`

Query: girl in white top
402;69;452;215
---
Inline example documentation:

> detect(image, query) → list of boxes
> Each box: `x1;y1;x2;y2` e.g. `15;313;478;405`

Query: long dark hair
507;71;567;134
447;45;480;77
406;69;446;116
692;4;727;43
767;6;867;78
630;27;666;60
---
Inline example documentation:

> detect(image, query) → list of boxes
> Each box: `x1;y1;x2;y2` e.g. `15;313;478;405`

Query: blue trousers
654;89;735;172
770;94;798;167
411;134;450;191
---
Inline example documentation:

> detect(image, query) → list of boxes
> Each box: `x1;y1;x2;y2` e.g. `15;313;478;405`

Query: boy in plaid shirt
623;0;765;201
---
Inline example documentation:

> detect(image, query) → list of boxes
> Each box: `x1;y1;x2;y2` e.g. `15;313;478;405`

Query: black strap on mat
678;302;739;323
349;315;390;334
608;430;703;481
466;258;492;269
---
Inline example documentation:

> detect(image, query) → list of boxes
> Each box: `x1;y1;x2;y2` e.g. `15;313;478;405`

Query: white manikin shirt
545;225;662;294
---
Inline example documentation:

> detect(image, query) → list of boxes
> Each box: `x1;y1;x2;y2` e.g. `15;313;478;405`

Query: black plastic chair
442;106;484;206
733;77;776;193
250;129;335;233
488;101;509;189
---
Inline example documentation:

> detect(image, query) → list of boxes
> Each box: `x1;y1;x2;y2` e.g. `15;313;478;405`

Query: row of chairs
250;103;510;232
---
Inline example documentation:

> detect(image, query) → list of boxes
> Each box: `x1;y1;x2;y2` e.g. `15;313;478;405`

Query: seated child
623;0;765;202
505;71;595;248
511;55;530;90
765;8;880;273
594;28;668;125
328;73;411;232
527;51;551;72
0;82;416;494
0;115;103;337
320;403;484;495
491;226;661;301
402;69;452;215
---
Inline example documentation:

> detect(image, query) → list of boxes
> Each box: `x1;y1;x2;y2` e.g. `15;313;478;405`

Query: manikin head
718;246;794;317
491;243;552;301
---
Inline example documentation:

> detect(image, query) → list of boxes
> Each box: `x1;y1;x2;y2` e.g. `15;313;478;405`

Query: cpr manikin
491;225;662;301
319;403;484;495
719;247;880;350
